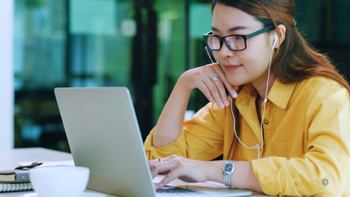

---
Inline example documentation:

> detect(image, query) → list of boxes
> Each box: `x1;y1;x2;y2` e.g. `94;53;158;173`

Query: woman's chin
227;80;245;87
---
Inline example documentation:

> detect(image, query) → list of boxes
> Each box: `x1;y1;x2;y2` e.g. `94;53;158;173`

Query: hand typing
148;155;218;190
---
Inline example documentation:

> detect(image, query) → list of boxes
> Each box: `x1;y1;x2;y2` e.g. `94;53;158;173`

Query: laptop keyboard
156;186;204;195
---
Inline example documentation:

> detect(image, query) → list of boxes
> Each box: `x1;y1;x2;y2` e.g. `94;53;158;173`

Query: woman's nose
219;41;235;58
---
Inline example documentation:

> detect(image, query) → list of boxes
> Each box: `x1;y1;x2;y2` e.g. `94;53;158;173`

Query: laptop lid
54;87;252;197
55;87;157;197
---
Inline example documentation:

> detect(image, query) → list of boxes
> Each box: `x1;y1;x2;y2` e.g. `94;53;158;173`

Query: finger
197;81;216;104
156;154;180;164
150;161;178;179
155;169;181;190
158;170;171;175
212;64;238;98
202;76;225;109
202;65;229;107
152;155;183;176
203;67;228;105
149;155;181;169
209;75;230;107
148;158;162;167
149;158;160;164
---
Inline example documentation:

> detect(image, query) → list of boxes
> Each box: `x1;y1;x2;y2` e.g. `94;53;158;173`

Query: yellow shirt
144;77;350;196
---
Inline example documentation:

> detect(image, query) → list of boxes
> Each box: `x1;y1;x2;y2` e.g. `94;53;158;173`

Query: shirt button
263;119;269;124
323;179;328;185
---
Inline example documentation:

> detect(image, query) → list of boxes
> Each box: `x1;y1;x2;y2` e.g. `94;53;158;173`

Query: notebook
0;183;32;193
0;170;29;182
54;87;253;197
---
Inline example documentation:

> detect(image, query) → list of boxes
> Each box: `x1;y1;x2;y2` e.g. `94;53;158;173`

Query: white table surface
0;148;118;197
0;148;269;197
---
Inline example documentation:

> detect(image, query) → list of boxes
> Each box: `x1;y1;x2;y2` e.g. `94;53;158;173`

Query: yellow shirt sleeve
144;102;226;161
251;81;350;196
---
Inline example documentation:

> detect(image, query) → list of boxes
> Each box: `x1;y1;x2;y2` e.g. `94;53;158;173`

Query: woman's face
211;3;275;87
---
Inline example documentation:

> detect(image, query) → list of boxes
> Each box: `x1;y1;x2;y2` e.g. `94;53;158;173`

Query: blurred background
7;0;350;152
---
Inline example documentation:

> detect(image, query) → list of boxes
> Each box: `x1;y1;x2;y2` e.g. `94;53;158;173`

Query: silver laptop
54;87;252;197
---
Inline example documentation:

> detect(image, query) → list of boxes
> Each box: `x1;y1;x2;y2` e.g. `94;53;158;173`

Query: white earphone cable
230;34;278;159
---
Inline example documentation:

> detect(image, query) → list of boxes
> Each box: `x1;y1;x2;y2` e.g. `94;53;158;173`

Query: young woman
144;0;350;196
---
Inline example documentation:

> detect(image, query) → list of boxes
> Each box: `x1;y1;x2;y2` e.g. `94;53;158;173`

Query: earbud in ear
272;34;278;49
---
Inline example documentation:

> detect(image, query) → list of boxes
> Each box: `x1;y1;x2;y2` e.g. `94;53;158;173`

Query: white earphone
229;33;278;159
273;33;278;49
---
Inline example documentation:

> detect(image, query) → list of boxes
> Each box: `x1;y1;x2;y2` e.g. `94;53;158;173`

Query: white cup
29;166;90;197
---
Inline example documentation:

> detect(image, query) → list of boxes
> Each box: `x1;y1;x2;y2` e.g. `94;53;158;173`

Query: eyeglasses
203;26;274;51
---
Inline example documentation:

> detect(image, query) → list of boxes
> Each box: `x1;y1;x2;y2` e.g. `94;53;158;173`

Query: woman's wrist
176;73;195;93
230;161;263;192
207;160;226;183
207;160;262;192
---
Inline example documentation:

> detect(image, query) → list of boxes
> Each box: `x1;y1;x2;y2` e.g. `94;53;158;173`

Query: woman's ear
275;24;286;49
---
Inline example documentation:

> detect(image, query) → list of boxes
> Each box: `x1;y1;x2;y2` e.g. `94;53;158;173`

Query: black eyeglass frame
203;26;275;51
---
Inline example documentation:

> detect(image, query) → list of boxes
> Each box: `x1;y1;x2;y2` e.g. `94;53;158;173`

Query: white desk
0;148;268;197
0;148;118;197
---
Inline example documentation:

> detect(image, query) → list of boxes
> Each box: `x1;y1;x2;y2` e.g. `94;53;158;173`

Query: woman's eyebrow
211;26;249;32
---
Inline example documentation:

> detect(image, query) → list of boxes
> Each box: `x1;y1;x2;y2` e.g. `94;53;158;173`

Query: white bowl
30;166;90;197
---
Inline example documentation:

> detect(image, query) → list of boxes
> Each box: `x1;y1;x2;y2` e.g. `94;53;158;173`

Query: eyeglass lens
207;36;245;50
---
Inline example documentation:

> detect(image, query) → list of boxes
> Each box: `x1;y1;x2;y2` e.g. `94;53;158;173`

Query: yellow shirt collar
237;79;297;109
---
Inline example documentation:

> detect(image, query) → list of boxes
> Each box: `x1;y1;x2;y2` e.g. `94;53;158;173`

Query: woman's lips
223;64;242;71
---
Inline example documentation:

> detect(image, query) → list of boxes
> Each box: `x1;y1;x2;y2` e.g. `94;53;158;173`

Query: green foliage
27;0;46;7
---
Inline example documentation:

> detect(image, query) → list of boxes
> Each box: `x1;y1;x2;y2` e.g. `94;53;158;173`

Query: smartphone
203;46;231;97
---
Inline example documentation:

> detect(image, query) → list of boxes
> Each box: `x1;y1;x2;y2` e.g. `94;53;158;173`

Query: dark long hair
211;0;350;159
